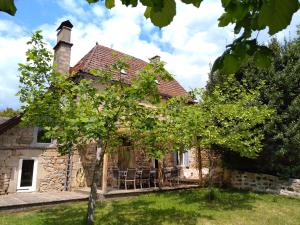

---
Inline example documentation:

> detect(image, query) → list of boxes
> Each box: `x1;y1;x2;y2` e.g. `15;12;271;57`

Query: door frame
17;157;38;192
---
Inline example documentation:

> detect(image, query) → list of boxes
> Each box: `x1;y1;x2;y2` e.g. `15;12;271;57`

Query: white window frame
31;127;56;148
17;157;38;192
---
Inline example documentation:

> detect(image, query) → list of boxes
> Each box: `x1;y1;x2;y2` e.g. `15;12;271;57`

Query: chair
135;170;143;188
164;168;172;185
150;169;159;188
140;169;151;189
118;170;127;189
125;168;137;189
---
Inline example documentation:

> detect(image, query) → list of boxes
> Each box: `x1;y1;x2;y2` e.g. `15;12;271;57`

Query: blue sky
0;0;299;110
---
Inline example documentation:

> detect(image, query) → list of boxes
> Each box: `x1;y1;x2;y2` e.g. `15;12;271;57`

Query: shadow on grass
98;198;213;225
37;203;86;225
160;188;257;211
36;188;258;225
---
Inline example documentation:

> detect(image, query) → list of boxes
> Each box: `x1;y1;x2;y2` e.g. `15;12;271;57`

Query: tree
18;30;173;225
131;73;273;196
2;0;299;74
209;31;300;178
0;107;19;117
161;75;273;198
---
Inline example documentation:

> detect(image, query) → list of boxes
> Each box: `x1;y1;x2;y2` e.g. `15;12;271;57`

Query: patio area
0;184;200;212
76;183;200;199
106;167;184;190
0;191;88;211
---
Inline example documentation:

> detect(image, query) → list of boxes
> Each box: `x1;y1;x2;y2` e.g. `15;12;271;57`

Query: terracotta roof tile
71;44;187;97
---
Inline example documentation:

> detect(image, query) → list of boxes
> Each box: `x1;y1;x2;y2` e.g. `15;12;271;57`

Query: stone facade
0;126;68;195
0;126;34;148
0;122;224;195
70;143;97;189
39;149;68;192
0;124;192;195
228;170;300;196
0;148;68;195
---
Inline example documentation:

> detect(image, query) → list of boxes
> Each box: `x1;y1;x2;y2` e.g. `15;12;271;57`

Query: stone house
0;20;205;195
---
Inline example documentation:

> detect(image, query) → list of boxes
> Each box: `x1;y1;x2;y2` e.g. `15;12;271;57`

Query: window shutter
184;151;189;167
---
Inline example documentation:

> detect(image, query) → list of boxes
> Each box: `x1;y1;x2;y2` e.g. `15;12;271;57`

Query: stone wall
229;170;300;196
0;126;34;148
0;126;68;195
0;150;13;195
0;148;68;195
0;123;223;194
70;143;97;189
38;149;68;192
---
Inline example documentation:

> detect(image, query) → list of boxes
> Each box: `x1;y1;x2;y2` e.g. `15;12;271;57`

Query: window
173;151;190;168
31;127;54;147
17;158;38;192
36;128;52;144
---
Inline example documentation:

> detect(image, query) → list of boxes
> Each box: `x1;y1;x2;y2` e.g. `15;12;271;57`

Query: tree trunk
207;148;214;201
86;143;105;225
158;159;163;190
102;153;109;193
197;147;203;186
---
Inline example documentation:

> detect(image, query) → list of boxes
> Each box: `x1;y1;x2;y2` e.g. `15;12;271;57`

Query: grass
1;188;300;225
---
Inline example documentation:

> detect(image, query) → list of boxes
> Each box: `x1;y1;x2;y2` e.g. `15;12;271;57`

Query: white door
17;158;38;192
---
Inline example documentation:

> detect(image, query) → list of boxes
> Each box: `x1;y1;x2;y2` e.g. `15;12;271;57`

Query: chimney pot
149;55;161;64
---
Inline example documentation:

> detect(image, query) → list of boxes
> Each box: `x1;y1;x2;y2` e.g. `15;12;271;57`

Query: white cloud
0;25;29;109
0;0;299;110
56;0;86;16
92;5;105;17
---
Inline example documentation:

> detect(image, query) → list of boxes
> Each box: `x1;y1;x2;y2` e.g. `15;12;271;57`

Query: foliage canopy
208;32;300;178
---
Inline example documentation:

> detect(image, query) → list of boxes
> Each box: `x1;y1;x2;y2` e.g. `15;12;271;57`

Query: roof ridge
81;44;99;72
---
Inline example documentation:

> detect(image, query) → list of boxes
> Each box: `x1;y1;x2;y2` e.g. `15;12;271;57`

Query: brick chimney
53;20;73;75
149;55;161;64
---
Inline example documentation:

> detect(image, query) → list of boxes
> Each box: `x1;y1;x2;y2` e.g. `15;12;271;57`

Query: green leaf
223;54;240;74
144;6;151;18
121;0;137;7
212;56;223;73
150;0;176;28
221;0;232;7
181;0;202;8
218;12;232;27
130;0;138;7
86;0;99;3
258;0;299;35
105;0;115;9
229;2;248;20
253;47;273;69
0;0;16;16
140;0;153;6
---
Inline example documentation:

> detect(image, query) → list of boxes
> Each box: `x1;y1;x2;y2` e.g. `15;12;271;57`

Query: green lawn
1;188;300;225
